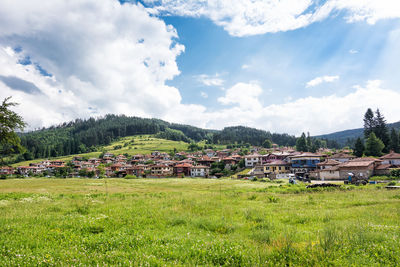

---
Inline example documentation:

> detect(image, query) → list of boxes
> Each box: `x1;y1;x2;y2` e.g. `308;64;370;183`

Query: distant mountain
315;121;400;147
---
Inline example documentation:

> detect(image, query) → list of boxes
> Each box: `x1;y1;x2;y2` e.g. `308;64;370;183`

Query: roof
380;152;400;160
375;164;393;170
340;160;375;168
174;163;193;168
317;159;340;166
330;153;355;159
265;160;289;166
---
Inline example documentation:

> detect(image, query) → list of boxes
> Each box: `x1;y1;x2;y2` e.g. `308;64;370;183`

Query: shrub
0;174;7;179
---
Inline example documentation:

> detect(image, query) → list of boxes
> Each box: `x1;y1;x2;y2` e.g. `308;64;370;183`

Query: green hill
12;135;226;167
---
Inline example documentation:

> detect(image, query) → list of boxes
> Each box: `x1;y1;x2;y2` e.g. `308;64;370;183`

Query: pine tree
374;109;390;152
353;137;364;157
389;128;399;153
363;108;375;139
365;132;384;157
306;132;312;152
296;133;308;152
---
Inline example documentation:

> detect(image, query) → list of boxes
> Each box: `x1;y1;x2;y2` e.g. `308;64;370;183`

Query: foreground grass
0;178;399;266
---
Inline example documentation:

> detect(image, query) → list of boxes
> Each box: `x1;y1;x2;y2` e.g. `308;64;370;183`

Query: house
317;159;340;170
316;159;341;180
174;163;192;177
196;156;215;167
150;164;172;177
244;154;260;167
251;164;265;178
263;160;291;179
222;157;236;168
290;153;322;175
329;153;355;163
262;152;290;164
190;165;210;177
0;166;14;175
380;152;400;166
337;157;380;180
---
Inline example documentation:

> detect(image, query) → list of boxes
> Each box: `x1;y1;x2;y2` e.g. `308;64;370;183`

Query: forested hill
212;126;297;147
18;115;214;161
15;115;300;162
315;121;400;147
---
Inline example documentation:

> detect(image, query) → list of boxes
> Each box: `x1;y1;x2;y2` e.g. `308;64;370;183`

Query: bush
388;181;397;186
0;174;7;180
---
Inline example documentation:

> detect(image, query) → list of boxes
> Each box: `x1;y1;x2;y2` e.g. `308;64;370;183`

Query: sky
0;0;400;136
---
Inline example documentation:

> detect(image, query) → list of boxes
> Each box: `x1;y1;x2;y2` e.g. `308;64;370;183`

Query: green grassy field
11;135;227;167
0;178;399;266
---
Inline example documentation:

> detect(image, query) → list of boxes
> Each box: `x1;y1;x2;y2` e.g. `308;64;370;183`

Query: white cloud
200;91;208;98
241;64;250;69
186;80;400;136
349;49;359;54
145;0;400;36
195;73;224;86
306;75;339;88
217;81;262;110
0;0;185;129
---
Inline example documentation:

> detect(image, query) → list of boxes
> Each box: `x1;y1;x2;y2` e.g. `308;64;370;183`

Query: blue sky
1;0;400;135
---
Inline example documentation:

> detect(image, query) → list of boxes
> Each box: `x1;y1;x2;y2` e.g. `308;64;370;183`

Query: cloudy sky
1;0;400;135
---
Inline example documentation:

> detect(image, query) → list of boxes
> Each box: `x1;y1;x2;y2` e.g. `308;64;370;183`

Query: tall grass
0;178;399;265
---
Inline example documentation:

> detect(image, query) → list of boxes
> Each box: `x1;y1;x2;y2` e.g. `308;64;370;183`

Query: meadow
0;178;399;266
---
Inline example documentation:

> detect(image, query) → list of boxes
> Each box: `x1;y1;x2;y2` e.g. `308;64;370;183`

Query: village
2;144;400;181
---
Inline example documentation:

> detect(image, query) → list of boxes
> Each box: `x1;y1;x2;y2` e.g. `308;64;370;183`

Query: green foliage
363;108;375;139
390;168;400;178
365;132;384;157
155;128;191;143
0;97;26;164
212;126;297;147
262;139;272;148
353;137;364;157
390;128;400;153
296;133;308;152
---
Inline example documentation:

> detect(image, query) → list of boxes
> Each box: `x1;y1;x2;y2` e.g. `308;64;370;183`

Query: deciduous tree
0;97;26;164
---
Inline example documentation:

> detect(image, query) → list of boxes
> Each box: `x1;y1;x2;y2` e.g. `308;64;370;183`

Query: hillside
11;115;298;164
315;121;400;146
12;135;226;167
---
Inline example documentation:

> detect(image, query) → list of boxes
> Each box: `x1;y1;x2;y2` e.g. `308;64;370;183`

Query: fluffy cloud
217;82;262;110
199;80;400;135
145;0;400;36
195;74;224;86
0;0;185;129
306;75;339;87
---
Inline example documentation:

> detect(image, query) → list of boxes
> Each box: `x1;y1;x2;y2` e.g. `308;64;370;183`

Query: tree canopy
0;97;26;164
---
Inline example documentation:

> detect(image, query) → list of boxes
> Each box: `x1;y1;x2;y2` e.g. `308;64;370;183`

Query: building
244;154;260;167
190;165;210;177
380;152;400;166
317;159;341;180
150;164;172;177
290;153;322;174
0;166;14;175
337;158;380;180
329;153;355;163
174;163;192;177
264;160;291;179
